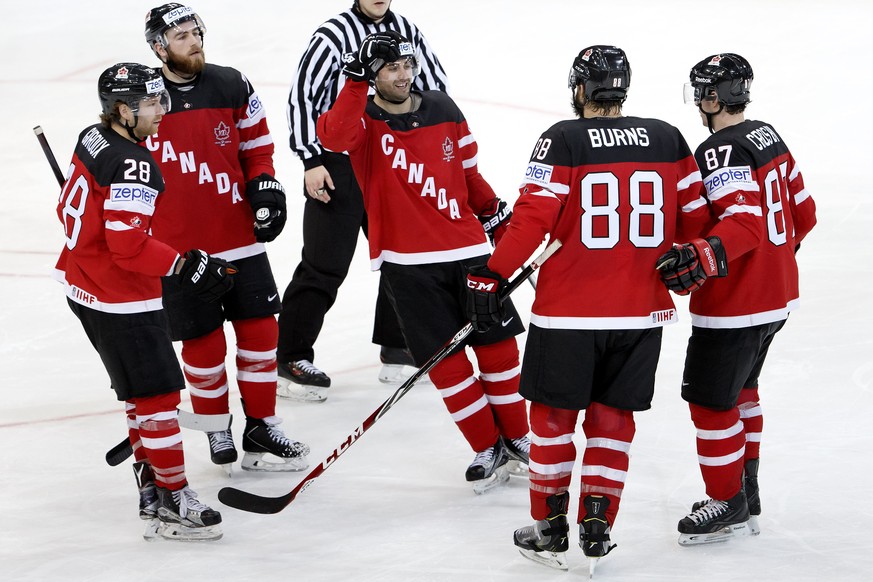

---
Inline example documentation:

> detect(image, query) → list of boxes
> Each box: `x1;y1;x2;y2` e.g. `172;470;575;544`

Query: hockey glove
342;33;402;82
656;236;727;295
177;249;238;303
247;173;287;243
478;198;512;245
465;265;507;333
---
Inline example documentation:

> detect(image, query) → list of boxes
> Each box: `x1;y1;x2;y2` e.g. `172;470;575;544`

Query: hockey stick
33;125;66;186
105;410;232;466
218;238;562;514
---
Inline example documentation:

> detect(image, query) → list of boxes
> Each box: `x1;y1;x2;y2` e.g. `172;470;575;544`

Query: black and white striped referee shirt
287;7;450;169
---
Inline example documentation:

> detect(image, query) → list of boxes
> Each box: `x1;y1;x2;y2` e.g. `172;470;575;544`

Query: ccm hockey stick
33;125;66;186
218;238;563;514
105;410;233;466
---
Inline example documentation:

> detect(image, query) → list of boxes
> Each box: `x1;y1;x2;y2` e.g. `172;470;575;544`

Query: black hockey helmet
686;53;753;106
98;62;171;117
568;45;631;102
145;3;206;56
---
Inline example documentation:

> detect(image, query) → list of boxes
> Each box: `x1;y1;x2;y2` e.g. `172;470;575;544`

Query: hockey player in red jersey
143;4;309;474
658;53;817;545
55;63;237;541
465;46;712;572
317;31;530;494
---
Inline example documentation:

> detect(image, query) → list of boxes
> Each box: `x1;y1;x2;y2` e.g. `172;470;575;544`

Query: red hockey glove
247;173;287;243
176;249;238;303
656;236;727;295
478;198;512;245
465;265;507;332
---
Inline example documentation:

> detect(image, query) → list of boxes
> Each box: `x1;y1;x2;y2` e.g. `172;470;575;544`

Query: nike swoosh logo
502;317;514;327
268;294;278;302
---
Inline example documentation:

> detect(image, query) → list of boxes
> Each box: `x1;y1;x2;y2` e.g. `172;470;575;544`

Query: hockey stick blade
104;410;232;466
218;238;562;514
33;125;66;187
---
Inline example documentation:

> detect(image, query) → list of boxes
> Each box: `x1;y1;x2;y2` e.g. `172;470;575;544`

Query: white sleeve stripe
103;200;156;216
718;205;763;220
677;170;702;190
105;221;133;231
682;197;708;212
794;188;811;204
461;154;478;169
239;135;274;151
458;134;475;147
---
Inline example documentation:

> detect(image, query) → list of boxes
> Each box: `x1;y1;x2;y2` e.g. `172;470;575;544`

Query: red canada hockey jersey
145;64;276;260
54;124;180;313
489;116;711;329
689;119;817;328
317;80;494;268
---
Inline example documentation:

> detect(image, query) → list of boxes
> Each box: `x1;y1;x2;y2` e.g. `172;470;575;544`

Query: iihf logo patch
115;66;129;80
581;49;593;61
708;55;723;66
214;121;231;146
441;137;454;162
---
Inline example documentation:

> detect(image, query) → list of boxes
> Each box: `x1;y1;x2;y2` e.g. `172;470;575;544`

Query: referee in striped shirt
277;0;450;399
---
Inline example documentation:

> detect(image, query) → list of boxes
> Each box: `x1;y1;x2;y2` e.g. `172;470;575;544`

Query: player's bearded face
164;23;206;76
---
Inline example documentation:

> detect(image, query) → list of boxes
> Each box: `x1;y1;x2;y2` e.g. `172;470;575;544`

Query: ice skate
513;492;570;570
377;346;427;385
132;461;161;540
277;360;330;403
465;438;509;494
503;435;530;477
241;416;310;472
678;490;758;545
154;486;222;542
206;424;237;476
580;495;616;578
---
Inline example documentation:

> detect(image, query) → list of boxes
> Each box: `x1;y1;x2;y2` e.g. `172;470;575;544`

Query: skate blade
157;522;223;542
588;556;601;578
678;519;758;546
277;379;328;403
142;518;162;541
378;364;431;385
517;547;568;571
241;452;309;472
471;466;510;495
216;463;233;477
506;460;529;478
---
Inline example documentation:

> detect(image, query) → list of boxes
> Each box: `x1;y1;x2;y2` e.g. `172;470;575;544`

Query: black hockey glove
176;249;238;303
342;32;402;82
247;173;287;243
465;265;507;333
478;198;512;245
656;236;727;295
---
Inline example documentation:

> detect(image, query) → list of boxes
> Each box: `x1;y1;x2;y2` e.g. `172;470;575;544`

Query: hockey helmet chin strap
698;96;724;134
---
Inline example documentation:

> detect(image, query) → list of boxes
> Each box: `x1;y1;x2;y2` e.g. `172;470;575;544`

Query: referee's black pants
277;151;407;364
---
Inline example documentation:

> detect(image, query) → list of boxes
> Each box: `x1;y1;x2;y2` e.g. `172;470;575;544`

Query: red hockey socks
125;400;147;463
738;387;762;460
578;403;635;526
689;402;745;501
428;351;499;452
232;317;279;419
181;326;229;415
471;339;528;439
133;392;186;491
528;401;579;520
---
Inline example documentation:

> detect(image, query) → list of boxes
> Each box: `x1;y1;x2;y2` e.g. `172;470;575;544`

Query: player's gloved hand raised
465;265;507;332
342;33;401;82
478;198;512;245
656;236;727;295
247;173;287;243
176;249;238;303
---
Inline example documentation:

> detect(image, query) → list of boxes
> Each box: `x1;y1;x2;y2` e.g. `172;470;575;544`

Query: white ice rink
2;1;872;580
